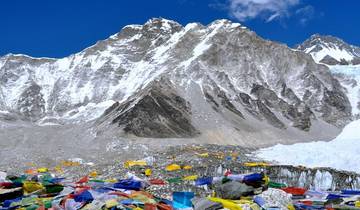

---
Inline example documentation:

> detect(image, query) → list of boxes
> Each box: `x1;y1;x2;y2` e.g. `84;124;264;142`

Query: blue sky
1;0;359;58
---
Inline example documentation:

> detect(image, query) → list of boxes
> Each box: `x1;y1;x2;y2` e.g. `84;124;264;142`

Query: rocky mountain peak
144;18;183;31
297;34;360;65
0;18;353;145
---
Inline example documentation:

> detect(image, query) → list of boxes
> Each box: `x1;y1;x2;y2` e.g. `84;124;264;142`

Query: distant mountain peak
144;17;183;31
297;34;360;65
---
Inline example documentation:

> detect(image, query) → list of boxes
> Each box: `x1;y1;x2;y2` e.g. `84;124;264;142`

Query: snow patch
2;71;30;108
122;24;142;30
62;100;115;121
0;110;9;114
330;65;360;115
310;45;355;63
304;45;316;54
181;22;223;69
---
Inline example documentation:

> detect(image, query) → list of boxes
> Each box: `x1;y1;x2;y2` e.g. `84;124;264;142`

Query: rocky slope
0;18;352;147
297;35;360;116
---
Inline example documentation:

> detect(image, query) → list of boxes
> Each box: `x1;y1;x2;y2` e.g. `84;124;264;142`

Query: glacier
331;65;360;115
257;95;360;173
259;41;360;174
256;65;360;173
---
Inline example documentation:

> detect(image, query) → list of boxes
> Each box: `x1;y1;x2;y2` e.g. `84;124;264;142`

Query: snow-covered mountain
0;18;352;146
297;34;360;116
297;34;360;65
257;37;360;172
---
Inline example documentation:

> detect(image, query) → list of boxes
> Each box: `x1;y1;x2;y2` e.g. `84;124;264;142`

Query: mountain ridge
297;34;360;116
296;33;360;65
0;18;352;146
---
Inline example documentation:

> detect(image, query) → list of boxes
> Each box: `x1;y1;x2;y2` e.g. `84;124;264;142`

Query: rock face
0;18;352;145
16;82;46;121
98;78;199;138
215;181;255;199
297;34;360;65
298;35;360;117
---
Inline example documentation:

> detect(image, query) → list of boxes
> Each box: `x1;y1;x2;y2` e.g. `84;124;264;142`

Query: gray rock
320;55;341;65
98;78;200;138
215;181;255;200
192;197;223;210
